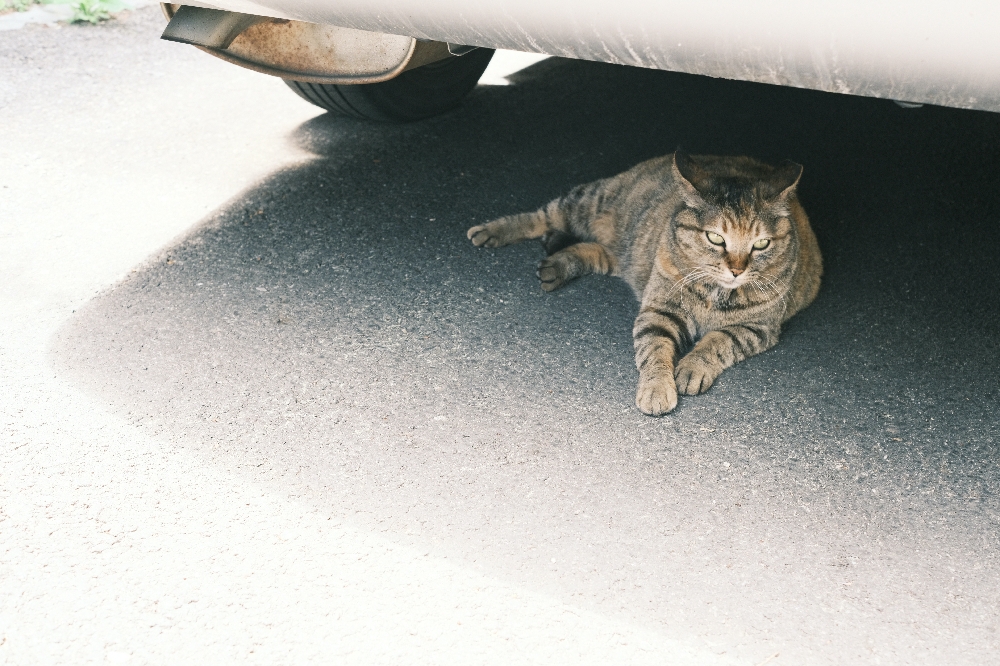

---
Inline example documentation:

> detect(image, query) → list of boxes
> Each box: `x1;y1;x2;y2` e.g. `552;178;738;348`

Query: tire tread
284;49;495;122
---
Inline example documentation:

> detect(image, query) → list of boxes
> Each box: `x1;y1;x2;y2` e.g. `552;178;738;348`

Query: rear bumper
174;0;1000;112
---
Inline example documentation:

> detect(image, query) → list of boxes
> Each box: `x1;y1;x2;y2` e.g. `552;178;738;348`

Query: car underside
159;1;1000;122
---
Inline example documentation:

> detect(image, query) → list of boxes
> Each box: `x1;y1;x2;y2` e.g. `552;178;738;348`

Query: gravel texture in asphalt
2;7;999;665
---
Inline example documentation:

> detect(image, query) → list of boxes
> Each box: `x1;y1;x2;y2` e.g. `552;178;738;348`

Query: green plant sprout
46;0;130;23
3;0;37;12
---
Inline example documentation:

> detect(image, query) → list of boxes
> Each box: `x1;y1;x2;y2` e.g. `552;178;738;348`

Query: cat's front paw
674;355;721;395
467;224;501;248
635;374;678;416
536;256;570;292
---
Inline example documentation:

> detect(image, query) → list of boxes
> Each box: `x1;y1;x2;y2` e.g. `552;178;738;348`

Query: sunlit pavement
2;8;998;665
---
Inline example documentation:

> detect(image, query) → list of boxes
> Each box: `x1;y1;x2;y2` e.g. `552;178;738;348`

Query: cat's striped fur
467;150;822;415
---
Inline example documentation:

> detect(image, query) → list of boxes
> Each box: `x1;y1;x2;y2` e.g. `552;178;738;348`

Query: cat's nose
730;268;744;276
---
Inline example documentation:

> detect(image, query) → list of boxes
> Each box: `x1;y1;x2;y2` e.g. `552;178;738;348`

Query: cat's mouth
716;274;747;290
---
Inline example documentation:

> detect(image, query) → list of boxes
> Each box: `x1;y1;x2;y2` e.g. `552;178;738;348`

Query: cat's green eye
706;232;725;246
752;238;771;250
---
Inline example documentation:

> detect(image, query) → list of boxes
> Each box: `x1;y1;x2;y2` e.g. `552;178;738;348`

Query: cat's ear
765;159;803;201
672;149;706;208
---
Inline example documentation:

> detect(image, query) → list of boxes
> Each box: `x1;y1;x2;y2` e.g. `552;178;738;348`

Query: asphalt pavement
2;7;999;665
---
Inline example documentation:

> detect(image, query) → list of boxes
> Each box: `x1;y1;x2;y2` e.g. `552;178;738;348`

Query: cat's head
670;150;803;291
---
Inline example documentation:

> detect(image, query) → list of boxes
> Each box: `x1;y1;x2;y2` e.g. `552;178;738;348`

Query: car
159;1;1000;121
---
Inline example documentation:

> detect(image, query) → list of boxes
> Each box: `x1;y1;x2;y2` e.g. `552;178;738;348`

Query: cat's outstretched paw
467;224;502;248
674;355;720;395
536;256;571;292
635;375;678;416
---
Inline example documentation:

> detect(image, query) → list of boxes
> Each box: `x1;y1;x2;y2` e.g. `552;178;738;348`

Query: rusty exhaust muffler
160;4;456;85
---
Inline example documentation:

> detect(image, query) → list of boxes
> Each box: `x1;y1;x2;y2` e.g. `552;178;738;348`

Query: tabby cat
467;150;822;415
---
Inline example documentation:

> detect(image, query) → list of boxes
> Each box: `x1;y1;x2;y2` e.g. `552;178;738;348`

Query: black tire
285;48;495;122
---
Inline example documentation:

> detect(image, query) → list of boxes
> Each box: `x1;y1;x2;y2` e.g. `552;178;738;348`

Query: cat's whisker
752;276;779;302
756;274;791;310
758;273;790;298
679;271;710;288
679;269;713;289
760;273;790;289
664;267;712;299
748;278;770;304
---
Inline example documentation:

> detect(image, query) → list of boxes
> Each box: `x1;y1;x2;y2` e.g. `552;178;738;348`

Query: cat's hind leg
467;211;548;248
536;242;616;292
